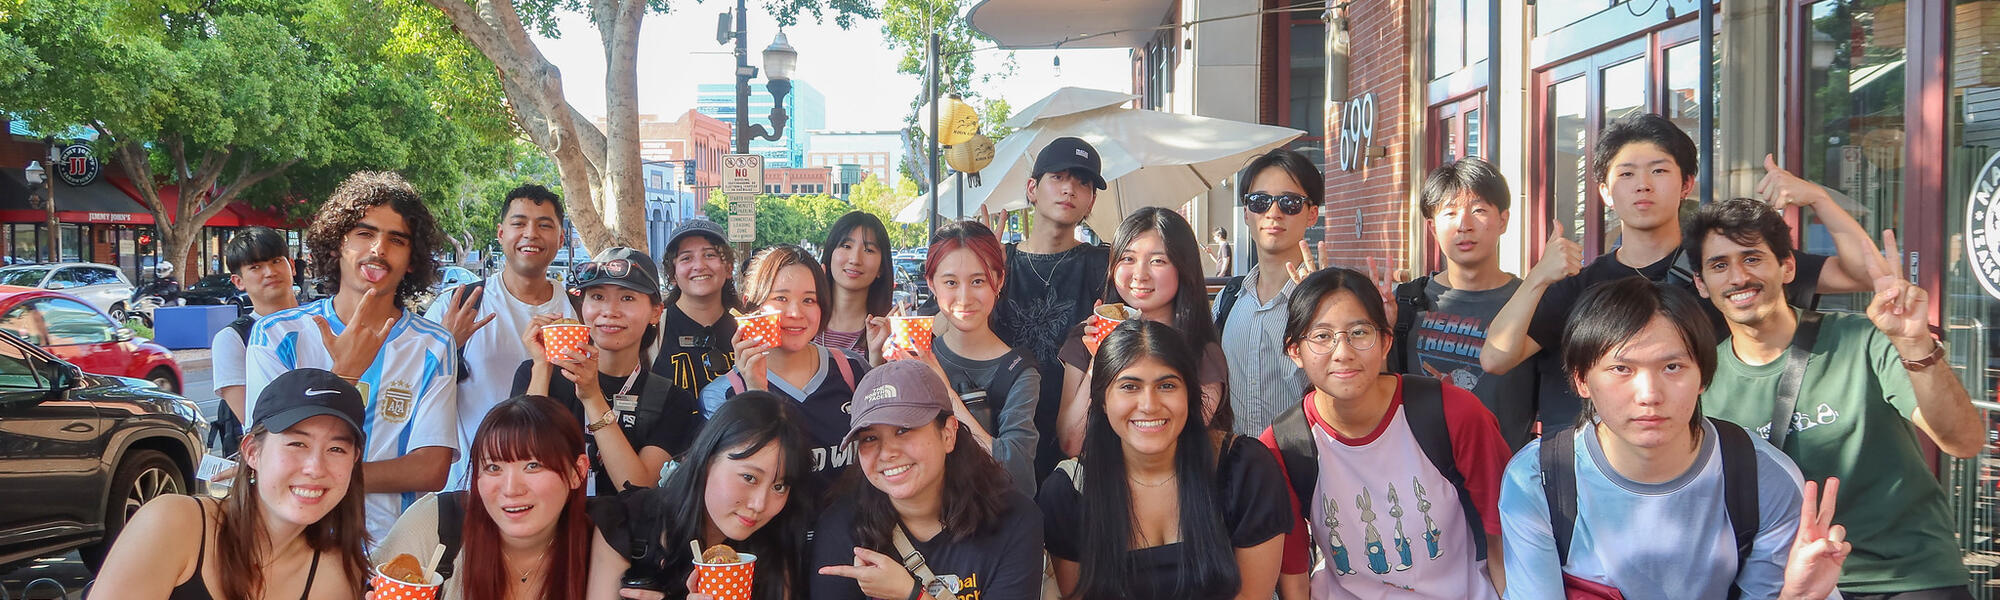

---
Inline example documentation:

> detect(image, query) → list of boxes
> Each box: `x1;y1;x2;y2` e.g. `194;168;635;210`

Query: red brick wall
1320;0;1412;274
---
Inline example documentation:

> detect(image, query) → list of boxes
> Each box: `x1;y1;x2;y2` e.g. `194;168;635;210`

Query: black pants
1841;586;1975;600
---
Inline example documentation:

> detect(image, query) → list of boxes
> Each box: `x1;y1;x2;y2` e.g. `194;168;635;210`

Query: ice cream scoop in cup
369;553;442;600
693;549;758;600
1083;303;1138;354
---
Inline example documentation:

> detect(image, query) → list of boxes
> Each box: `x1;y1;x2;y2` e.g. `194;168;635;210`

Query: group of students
73;112;1978;600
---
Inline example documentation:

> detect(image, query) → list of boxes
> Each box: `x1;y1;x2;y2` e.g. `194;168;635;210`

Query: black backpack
1269;375;1487;560
435;491;470;581
206;315;261;454
1385;275;1435;375
1540;417;1759;599
1211;275;1246;334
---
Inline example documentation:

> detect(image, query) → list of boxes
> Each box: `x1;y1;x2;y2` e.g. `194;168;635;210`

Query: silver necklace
1023;250;1071;288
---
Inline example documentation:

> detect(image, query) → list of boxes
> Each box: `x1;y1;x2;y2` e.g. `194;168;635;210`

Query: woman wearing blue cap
91;368;371;600
809;360;1044;600
516;247;705;495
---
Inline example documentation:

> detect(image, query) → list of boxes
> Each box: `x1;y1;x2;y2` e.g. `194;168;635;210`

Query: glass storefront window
1433;0;1463;76
1664;40;1720;157
1802;0;1906;314
1537;0;1613;36
1599;57;1648;249
1944;1;2000;589
1442;114;1459;164
9;224;39;263
1465;108;1482;159
1552;76;1590;245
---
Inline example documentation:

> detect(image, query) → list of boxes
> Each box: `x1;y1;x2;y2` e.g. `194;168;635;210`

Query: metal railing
1946;398;2000;599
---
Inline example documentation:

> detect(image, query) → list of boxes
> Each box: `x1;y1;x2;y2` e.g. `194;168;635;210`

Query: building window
1272;9;1327;172
1430;0;1489;78
1537;0;1614;35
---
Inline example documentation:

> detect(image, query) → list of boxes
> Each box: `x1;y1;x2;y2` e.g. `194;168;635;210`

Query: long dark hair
819;211;895;318
848;414;1015;554
1074;319;1237;600
1103;207;1229;426
458;396;592;600
216;425;370;600
657;392;814;600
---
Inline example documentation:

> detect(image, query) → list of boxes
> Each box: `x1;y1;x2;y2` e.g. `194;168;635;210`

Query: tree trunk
94;128;293;284
425;0;649;256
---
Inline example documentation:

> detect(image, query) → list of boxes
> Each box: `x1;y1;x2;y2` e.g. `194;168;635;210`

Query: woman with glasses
817;211;897;356
924;220;1042;495
1039;320;1291;600
1258;267;1511;599
516;247;706;495
1055;207;1229;458
651;219;743;395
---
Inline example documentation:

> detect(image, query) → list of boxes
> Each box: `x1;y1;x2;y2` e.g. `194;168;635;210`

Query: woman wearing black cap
515;247;705;496
90;368;371;600
651;219;741;395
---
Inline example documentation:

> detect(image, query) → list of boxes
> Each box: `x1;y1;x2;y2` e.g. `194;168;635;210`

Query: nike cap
252;368;367;440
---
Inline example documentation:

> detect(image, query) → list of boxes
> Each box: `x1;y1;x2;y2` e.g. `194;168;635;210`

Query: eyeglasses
1299;325;1380;355
1242;193;1311;216
572;259;633;287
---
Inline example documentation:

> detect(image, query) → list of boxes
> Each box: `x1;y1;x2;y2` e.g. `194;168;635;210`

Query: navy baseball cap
253;368;366;439
1032;137;1107;189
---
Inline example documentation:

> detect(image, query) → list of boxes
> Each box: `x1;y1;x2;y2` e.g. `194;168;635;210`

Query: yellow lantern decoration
944;134;996;186
936;94;980;146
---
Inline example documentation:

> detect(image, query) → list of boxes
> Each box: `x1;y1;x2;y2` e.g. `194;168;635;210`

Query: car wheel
80;449;185;571
108;303;126;323
147;368;179;395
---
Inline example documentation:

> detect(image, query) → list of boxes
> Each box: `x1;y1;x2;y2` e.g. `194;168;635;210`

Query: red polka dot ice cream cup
540;323;592;362
368;564;442;600
887;316;934;358
1084;303;1137;354
693;552;758;600
735;309;782;347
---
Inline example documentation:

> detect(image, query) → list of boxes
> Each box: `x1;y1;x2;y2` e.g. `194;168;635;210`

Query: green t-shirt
1705;310;1967;592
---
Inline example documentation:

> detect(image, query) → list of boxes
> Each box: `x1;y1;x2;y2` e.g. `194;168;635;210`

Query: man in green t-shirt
1688;197;1983;598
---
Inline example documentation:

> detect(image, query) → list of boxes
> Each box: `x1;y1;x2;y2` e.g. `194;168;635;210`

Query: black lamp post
23;155;55;263
728;3;799;154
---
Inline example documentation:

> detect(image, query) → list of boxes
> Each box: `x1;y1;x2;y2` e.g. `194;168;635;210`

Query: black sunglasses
689;332;732;372
1242;192;1311;216
572;259;633;287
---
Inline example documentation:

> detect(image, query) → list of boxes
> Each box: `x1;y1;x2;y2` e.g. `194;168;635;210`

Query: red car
0;286;182;394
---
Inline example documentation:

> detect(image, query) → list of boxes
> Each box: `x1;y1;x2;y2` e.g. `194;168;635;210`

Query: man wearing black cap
515;247;705;495
425;184;577;491
992;136;1113;478
245;171;459;541
648;218;740;394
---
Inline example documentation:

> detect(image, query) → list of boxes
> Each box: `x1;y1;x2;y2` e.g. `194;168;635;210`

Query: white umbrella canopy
998;87;1140;129
914;95;1305;230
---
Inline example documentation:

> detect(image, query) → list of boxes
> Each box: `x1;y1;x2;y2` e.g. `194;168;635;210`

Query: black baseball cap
569;246;663;296
253;368;366;440
666;219;728;255
1032;137;1107;190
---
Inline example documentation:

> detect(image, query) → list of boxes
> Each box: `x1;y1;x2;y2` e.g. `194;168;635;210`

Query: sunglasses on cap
572;259;633;287
1242;192;1312;216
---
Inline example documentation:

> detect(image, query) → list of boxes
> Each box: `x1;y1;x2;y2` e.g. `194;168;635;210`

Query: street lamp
726;2;798;154
23;159;54;263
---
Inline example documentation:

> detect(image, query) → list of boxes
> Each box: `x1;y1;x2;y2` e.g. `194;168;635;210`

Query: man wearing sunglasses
424;184;576;491
1213;148;1323;436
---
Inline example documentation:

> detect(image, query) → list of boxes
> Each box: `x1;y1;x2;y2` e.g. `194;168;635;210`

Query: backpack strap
1212;275;1246;334
1767;310;1822;448
1386;276;1434;375
1713;418;1760;600
1541;425;1580;566
434;491;468;580
833;350;857;389
227;314;257;343
727;371;746;395
1270;403;1319;523
892;525;943;597
1665;247;1697;288
1400;375;1486;561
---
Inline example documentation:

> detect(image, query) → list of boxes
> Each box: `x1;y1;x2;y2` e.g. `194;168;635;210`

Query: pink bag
1562;573;1624;600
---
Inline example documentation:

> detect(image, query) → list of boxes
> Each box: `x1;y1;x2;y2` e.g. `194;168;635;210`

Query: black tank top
167;498;321;600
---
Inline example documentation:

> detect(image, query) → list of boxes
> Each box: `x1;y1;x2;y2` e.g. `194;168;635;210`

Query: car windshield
0;268;50;287
191;274;234;291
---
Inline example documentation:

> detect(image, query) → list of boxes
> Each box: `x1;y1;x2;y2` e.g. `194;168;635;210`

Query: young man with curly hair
244;171;459;540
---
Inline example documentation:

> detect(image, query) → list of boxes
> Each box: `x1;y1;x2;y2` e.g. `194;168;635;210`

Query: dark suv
0;330;205;571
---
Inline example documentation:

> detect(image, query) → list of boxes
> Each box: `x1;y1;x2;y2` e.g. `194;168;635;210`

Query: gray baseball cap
843;360;952;445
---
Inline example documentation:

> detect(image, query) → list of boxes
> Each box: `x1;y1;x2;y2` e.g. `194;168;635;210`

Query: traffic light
684;159;696;186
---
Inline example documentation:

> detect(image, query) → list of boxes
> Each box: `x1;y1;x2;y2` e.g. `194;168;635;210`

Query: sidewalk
172;348;211;371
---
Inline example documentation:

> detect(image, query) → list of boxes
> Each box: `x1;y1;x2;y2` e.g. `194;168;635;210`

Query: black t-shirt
650;304;737;394
1521;249;1828;428
808;490;1045;600
510;361;706;495
993;243;1109;479
589;486;795;600
1036;435;1292;600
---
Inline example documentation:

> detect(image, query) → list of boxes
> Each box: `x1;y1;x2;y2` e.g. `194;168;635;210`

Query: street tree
418;0;873;255
0;0;512;282
704;191;852;249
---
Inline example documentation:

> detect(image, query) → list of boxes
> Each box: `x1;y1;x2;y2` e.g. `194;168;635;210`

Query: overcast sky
532;8;1134;131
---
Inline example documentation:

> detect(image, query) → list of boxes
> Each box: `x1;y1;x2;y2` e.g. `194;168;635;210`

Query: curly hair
305;172;443;308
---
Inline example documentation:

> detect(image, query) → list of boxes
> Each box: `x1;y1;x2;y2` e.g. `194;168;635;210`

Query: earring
246;470;256;484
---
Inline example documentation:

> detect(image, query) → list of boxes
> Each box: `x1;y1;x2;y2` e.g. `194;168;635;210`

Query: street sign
722;154;764;195
727;193;757;243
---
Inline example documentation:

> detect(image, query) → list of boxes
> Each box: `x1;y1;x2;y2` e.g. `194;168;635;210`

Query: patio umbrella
901;87;1305;231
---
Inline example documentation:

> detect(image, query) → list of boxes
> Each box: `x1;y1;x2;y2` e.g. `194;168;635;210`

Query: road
0;354;215;598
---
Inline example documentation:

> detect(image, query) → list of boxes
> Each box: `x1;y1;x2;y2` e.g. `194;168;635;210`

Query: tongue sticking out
360;264;388;283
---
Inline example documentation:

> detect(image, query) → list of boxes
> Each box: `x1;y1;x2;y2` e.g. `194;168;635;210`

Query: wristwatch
586;408;618;433
1901;338;1946;372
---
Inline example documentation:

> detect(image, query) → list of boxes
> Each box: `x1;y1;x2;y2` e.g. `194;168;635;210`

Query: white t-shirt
209;309;272;392
245;299;461;540
423;274;574;491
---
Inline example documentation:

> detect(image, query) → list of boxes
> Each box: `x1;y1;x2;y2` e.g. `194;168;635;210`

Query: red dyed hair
924;220;1007;287
460;395;593;600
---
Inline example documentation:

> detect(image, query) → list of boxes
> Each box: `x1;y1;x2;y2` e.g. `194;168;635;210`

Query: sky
531;7;1134;131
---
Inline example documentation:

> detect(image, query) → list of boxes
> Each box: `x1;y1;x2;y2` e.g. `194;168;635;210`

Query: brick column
1321;0;1413;273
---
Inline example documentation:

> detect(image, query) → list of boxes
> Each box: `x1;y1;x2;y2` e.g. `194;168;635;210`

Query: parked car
413;265;483;313
893;263;930;307
0;328;205;571
180;273;249;309
0;287;182;394
0;263;136;323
